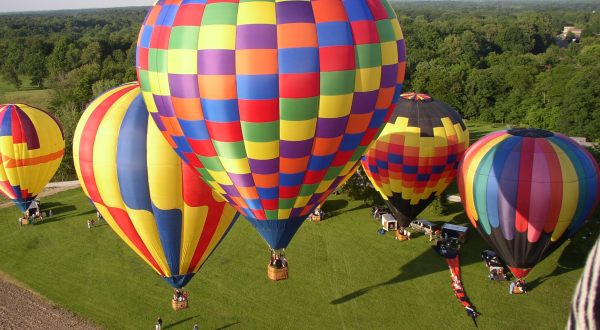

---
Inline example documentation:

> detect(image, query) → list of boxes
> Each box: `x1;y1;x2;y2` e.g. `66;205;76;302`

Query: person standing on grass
155;317;162;330
193;324;199;330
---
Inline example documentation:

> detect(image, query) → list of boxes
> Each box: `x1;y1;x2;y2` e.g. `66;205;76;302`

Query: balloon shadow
163;315;201;329
45;205;76;215
322;199;348;213
330;247;446;305
76;209;98;217
327;203;370;219
330;223;491;305
216;322;241;329
527;238;588;291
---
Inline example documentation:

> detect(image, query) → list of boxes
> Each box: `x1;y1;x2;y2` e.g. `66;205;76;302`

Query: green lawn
0;75;53;109
464;120;507;143
0;188;592;329
0;89;53;110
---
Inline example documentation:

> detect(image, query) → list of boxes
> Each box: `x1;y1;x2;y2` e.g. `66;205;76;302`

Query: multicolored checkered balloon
362;93;469;226
136;0;406;250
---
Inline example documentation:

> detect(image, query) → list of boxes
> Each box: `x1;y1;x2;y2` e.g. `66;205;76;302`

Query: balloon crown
400;92;432;102
508;128;554;138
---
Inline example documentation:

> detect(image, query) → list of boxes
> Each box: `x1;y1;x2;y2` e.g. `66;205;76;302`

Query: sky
1;0;152;13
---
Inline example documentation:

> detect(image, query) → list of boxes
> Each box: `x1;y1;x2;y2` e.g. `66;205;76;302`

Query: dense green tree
80;41;103;65
1;42;23;89
495;24;536;54
22;39;50;88
556;65;600;140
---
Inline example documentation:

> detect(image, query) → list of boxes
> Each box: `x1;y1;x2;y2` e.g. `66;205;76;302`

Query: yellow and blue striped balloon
73;83;239;288
0;104;64;211
458;128;600;278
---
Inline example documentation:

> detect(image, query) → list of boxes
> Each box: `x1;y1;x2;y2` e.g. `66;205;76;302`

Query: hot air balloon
361;93;469;227
458;128;600;289
136;0;407;277
73;83;239;305
0;104;64;212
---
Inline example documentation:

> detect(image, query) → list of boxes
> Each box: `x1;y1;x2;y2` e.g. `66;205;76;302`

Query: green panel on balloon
241;122;280;142
355;44;383;69
320;71;356;95
279;98;320;121
212;141;247;159
201;3;238;25
169;26;201;50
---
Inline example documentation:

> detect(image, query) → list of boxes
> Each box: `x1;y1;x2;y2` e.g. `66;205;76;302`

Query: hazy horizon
0;0;596;14
0;0;151;13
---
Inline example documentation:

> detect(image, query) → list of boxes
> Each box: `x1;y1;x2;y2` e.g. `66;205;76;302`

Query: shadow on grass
163;315;201;329
41;202;77;216
325;203;371;219
331;228;489;305
76;209;98;217
322;199;348;213
34;207;77;226
47;205;76;215
527;239;586;291
216;322;241;329
331;247;447;304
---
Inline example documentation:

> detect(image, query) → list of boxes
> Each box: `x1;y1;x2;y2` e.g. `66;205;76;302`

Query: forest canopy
0;2;598;180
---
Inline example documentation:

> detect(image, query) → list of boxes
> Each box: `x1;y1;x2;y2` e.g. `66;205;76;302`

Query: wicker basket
172;299;189;311
267;264;289;281
395;231;409;241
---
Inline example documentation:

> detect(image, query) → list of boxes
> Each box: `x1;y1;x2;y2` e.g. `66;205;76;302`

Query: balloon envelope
73;83;239;288
0;104;64;211
458;128;600;277
136;0;407;249
362;93;469;226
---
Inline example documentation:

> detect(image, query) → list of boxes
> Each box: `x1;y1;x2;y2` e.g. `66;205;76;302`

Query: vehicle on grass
481;250;510;281
381;214;398;231
441;223;469;243
409;219;438;236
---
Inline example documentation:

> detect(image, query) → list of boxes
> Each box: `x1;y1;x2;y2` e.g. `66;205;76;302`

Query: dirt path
0;181;101;329
0;181;80;209
0;273;101;330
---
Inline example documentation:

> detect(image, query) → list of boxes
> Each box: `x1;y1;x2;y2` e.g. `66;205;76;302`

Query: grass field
0;187;594;329
0;89;53;109
0;75;53;109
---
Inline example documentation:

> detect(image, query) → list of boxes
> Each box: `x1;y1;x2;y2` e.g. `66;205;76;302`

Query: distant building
560;26;583;40
556;26;583;48
569;137;596;148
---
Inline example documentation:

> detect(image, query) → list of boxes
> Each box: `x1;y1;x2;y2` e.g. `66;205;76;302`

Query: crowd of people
270;254;288;269
371;205;390;220
308;207;324;221
509;279;527;294
395;228;411;240
18;199;44;225
173;289;188;302
155;317;199;330
86;211;104;229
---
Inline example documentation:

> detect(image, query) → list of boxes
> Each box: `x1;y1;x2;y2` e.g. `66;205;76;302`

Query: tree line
0;3;598;180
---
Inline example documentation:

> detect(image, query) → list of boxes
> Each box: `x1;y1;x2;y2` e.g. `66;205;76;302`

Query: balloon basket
268;264;288;281
172;299;188;311
20;218;32;225
395;231;409;241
